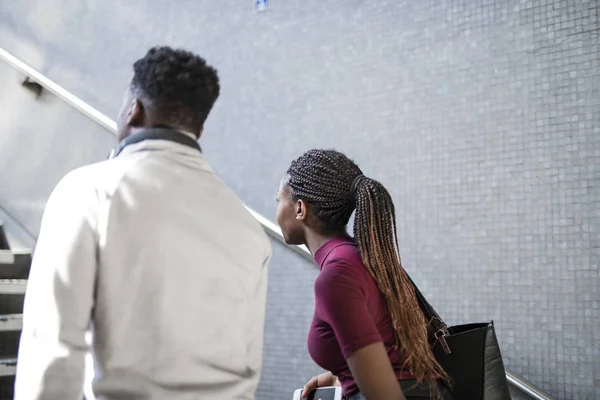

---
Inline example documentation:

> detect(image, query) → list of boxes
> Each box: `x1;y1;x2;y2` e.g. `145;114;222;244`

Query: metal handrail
0;46;553;400
507;373;554;400
0;48;116;133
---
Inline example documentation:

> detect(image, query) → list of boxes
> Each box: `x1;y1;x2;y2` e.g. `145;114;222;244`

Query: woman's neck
305;230;351;255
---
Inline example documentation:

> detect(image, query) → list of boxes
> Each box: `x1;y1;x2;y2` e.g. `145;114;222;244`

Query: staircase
0;220;32;399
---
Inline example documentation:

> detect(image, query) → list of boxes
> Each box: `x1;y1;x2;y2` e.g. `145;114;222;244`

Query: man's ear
126;98;145;127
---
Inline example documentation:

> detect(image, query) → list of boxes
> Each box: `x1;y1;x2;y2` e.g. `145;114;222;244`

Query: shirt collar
108;127;201;159
177;129;198;140
313;237;355;269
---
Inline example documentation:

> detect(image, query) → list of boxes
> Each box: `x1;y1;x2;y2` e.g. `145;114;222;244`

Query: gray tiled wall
0;0;598;398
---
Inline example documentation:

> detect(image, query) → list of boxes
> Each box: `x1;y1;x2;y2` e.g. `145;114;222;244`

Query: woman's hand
301;371;341;398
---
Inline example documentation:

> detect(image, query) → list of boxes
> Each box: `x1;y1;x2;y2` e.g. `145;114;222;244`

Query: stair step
0;358;16;377
0;280;26;295
0;295;24;317
0;253;13;265
0;222;9;251
0;359;16;400
0;281;26;315
0;375;14;400
0;316;23;361
0;250;32;279
0;331;20;359
0;315;21;332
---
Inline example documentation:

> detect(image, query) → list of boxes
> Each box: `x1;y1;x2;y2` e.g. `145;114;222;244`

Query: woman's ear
296;199;307;221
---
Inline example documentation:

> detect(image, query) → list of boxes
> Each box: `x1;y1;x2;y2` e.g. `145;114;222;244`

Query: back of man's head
129;46;220;134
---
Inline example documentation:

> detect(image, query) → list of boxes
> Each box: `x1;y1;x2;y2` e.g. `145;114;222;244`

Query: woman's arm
315;260;406;400
347;343;406;400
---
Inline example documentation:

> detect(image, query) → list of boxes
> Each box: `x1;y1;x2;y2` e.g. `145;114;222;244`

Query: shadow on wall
0;60;114;237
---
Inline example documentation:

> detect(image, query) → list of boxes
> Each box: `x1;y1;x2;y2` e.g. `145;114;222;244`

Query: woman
276;150;452;400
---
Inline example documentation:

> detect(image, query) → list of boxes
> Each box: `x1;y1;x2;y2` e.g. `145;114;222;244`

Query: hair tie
350;174;367;198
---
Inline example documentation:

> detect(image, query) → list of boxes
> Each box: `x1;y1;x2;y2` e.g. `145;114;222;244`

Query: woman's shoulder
315;246;376;304
323;241;362;263
319;243;370;283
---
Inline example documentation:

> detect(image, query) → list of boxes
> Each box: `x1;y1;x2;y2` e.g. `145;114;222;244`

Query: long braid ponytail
353;176;449;388
286;149;448;393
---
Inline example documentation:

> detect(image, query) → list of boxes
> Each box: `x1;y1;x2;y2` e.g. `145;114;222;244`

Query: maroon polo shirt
307;237;415;397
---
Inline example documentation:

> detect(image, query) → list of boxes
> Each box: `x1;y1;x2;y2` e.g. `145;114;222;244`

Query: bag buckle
435;329;452;355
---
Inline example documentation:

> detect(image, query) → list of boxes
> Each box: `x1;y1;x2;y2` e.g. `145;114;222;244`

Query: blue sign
254;0;268;11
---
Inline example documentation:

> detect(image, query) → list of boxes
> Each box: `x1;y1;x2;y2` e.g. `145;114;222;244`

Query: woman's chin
282;234;301;246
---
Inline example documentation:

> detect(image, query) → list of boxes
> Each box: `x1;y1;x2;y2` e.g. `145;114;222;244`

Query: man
15;46;271;400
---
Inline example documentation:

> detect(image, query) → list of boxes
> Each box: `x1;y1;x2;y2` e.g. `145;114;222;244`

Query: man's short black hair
131;46;220;132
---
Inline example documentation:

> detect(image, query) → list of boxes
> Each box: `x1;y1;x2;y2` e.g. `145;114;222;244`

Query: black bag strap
405;273;442;321
405;271;452;354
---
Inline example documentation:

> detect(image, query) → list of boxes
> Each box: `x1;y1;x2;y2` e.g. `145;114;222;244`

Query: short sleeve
315;259;382;358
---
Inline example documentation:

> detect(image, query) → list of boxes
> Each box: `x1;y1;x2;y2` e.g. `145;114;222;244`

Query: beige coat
15;135;271;400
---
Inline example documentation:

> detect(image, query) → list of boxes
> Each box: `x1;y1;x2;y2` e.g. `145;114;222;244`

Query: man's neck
126;125;199;141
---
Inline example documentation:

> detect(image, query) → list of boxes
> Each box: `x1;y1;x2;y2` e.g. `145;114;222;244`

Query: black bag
407;274;512;400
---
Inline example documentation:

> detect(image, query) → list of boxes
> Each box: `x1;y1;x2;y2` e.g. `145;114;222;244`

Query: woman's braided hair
286;149;448;389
